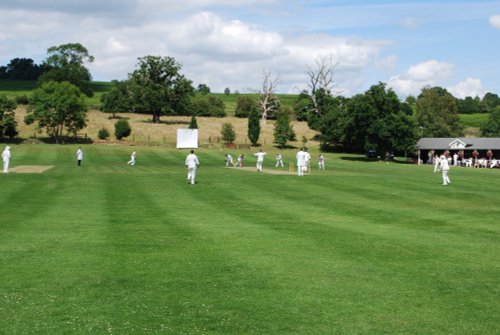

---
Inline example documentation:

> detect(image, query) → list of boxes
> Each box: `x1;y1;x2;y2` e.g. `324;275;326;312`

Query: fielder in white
185;149;200;185
127;150;137;166
254;150;266;172
76;147;83;166
318;154;325;170
275;153;284;167
296;148;306;176
304;148;311;172
2;145;11;174
439;151;451;186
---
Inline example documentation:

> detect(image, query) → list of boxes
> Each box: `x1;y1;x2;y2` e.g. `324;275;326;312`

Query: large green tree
480;106;500;137
127;55;194;123
39;43;95;97
415;86;462;137
25;81;87;143
0;95;18;139
319;82;417;155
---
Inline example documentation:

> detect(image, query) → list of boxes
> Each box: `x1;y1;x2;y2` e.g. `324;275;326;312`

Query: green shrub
98;127;110;140
16;94;29;105
115;119;131;140
221;122;236;144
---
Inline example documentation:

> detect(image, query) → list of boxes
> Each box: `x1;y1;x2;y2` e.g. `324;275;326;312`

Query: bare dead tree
257;70;280;123
306;54;340;116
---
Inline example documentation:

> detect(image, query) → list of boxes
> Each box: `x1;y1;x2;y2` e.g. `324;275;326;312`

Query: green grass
1;145;499;334
0;80;111;107
459;113;489;129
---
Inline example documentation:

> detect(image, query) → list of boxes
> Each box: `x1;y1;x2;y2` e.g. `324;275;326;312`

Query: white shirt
439;155;449;171
304;151;311;162
77;149;83;160
185;153;200;168
254;152;266;162
2;148;10;160
296;150;306;166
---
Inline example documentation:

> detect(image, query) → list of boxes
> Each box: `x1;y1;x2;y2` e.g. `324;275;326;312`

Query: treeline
2;41;500;151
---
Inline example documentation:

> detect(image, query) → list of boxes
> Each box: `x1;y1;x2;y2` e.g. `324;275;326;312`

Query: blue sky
0;0;499;97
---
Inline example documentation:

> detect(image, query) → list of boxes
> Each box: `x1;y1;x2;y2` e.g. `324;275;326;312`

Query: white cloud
388;59;455;96
448;78;485;99
406;60;454;81
490;15;500;29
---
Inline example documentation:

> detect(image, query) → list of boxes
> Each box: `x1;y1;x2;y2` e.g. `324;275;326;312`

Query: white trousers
187;167;197;184
297;164;305;176
256;161;263;172
442;170;450;185
3;159;9;173
275;160;283;167
127;158;135;166
319;162;325;170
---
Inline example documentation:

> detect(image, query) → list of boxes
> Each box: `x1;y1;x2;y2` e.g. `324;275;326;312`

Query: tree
247;105;260;146
235;96;257;118
197;84;211;95
191;95;226;117
221;122;236;144
189;115;198;129
0;95;18;139
127;56;194;123
480;106;500;137
1;58;46;80
482;92;500;112
115;119;132;140
224;87;231;95
318;82;417;155
39;43;95;97
415;86;462;137
457;96;481;114
273;107;295;148
257;70;280;122
100;80;133;118
25;81;87;143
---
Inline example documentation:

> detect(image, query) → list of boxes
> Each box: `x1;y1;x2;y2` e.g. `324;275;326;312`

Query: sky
1;0;499;98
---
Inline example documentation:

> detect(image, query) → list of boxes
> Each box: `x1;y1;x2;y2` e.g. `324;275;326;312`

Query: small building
416;138;500;164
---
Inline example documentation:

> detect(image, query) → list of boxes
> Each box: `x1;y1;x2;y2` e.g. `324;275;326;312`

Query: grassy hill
0;80;489;137
1;144;499;333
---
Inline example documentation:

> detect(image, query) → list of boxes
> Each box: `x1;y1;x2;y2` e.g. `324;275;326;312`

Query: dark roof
416;138;500;150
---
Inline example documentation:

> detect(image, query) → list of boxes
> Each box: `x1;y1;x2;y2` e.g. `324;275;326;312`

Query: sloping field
0;144;499;334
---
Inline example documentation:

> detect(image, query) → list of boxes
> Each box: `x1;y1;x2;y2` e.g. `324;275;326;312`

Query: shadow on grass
141;119;190;125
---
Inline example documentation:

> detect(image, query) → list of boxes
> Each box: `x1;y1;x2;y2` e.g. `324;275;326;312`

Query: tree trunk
152;112;161;124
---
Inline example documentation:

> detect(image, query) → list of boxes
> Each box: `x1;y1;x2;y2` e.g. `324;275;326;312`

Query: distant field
459;113;488;128
0;144;499;334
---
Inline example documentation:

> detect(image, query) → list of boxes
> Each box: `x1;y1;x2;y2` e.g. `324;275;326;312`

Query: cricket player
275;153;284;167
127;150;137;166
76;147;83;166
254;150;266;172
439;151;451;186
2;145;11;173
296;148;306;176
304;148;311;172
225;154;234;167
318;154;325;170
185;149;200;185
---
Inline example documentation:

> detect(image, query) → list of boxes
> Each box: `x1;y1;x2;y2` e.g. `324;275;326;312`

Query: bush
115;119;131;140
98;127;110;140
221;122;236;144
235;96;256;118
192;96;226;117
16;94;29;105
